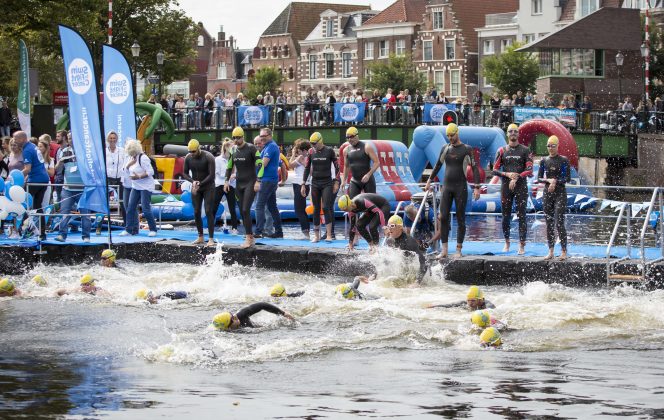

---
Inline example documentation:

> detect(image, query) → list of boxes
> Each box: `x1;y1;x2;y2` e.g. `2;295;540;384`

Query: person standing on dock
254;128;284;239
182;139;217;247
225;127;261;248
537;135;571;260
340;126;380;198
492;123;533;255
425;123;481;259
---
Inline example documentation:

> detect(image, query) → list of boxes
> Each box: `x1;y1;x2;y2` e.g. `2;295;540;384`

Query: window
483;77;493;88
272;47;278;58
342;52;352;78
326;20;334;37
283;45;289;57
325;53;334;78
538;48;604;77
395;39;406;56
379;40;389;58
522;34;535;44
532;0;543;15
309;55;318;79
450;70;460;97
501;39;512;52
423;40;433;61
433;11;444;30
364;67;372;80
217;62;227;79
288;67;294;80
261;47;266;58
445;39;455;60
364;42;374;59
197;35;205;46
580;0;599;17
434;70;445;93
483;40;494;55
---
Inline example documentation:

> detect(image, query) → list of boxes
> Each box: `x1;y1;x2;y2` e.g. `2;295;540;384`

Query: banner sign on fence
423;103;455;124
103;45;136;148
238;105;271;126
333;103;366;123
513;107;577;127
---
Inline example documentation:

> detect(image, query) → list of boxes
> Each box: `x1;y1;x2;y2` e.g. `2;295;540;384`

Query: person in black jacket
0;100;12;137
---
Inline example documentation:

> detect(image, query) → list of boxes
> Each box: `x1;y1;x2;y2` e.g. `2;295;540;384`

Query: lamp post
615;52;624;108
640;42;648;131
156;51;165;99
131;41;140;100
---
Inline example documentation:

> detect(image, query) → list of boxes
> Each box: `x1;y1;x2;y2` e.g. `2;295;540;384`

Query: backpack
139;153;160;180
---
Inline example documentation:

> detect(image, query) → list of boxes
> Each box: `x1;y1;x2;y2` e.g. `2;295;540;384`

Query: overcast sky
177;0;395;49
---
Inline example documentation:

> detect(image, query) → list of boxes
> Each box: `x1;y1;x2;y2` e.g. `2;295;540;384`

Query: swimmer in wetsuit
182;139;217;246
425;123;481;259
480;327;502;348
426;285;495;310
100;249;119;268
0;278;21;297
336;275;376;300
212;302;294;331
471;309;506;331
338;193;391;252
56;274;109;297
384;215;427;284
225;127;262;248
135;288;189;304
270;283;305;298
537;135;571;260
340;126;380;198
493;123;533;255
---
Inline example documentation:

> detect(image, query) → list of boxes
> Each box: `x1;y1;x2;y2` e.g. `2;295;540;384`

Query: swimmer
0;278;21;297
57;274;108;296
426;285;495;310
471;309;506;331
336;275;376;300
479;327;502;348
33;275;48;287
212;302;294;330
100;249;118;268
135;289;189;304
270;283;305;298
384;215;427;284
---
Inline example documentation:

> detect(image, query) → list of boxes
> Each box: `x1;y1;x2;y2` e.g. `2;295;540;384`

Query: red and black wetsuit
348;193;390;245
346;141;376;197
493;144;533;243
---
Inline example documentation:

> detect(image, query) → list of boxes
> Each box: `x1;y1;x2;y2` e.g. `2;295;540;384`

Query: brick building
189;23;213;97
206;26;253;96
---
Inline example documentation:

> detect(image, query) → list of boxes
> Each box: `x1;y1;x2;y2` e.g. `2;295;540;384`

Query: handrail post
411;189;430;238
626;203;632;258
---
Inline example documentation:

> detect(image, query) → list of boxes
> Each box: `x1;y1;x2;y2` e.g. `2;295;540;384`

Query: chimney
230;35;234;50
218;25;226;42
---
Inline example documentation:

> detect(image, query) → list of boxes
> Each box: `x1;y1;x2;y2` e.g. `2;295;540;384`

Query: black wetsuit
303;146;340;228
285;291;305;297
537;155;571;250
429;300;495;309
183;151;216;238
348;193;390;245
493;144;533;243
158;291;188;300
226;143;260;235
430;143;481;244
386;232;427;283
345;141;376;197
235;302;285;328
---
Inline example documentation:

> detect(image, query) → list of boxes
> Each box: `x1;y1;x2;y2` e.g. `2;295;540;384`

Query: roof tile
364;0;427;25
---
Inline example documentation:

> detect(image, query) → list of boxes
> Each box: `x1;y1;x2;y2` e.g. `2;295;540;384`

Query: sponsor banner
423;103;455;124
59;25;108;214
18;39;30;137
333;102;366;123
103;45;136;148
53;91;69;106
513;106;577;127
237;105;271;126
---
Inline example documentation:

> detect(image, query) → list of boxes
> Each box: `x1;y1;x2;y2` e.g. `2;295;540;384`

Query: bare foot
453;245;463;258
559;251;567;260
311;230;320;243
437;244;448;260
193;236;204;245
502;242;510;252
207;239;215;247
543;251;554;260
241;236;254;249
517;244;525;255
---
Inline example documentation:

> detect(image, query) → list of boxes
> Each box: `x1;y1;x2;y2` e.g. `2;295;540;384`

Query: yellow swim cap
270;283;286;297
135;289;153;300
388;215;403;226
445;123;459;137
466;285;484;300
32;275;47;287
507;123;519;132
547;135;559;145
101;249;116;262
80;274;95;285
480;327;502;347
471;310;492;328
309;132;323;144
231;126;244;138
0;278;16;294
346;126;359;137
188;139;200;152
336;283;355;300
337;194;352;212
213;312;232;330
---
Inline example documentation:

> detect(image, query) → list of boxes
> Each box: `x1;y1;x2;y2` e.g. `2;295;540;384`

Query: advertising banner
333;102;366;123
17;39;30;137
423;103;455;124
237;105;271;126
513;107;577;127
103;45;137;147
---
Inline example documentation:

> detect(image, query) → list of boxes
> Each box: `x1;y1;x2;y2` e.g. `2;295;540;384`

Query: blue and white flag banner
333;103;366;123
103;45;136;148
238;105;271;126
59;25;108;214
423;103;455;124
513;107;577;127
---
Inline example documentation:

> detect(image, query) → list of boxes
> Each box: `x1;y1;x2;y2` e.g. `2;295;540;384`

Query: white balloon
180;181;192;192
9;185;26;203
0;209;8;220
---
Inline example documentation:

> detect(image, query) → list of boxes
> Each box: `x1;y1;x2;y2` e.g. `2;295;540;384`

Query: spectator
194;92;204;128
105;131;125;222
622;97;634;112
159;94;169;110
514;91;525;107
414;89;424;125
223;94;234;128
15;131;49;240
289;138;312;240
213;139;238;233
580;96;592;130
254;128;283;239
186;94;196;128
325;91;336;125
54;145;91;243
0;101;12;137
524;91;534;106
54;131;70;203
37;136;55;209
122;139;158;237
385;88;396;124
204;93;214;127
263;91;274;106
174;96;186;129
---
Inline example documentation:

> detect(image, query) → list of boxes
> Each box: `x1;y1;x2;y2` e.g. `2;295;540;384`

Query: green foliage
361;54;425;95
0;0;197;103
246;67;284;101
646;18;664;99
482;42;539;97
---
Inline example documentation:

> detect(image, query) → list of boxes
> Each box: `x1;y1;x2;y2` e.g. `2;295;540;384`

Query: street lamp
131;41;140;99
156;51;165;99
615;52;624;107
640;43;648;131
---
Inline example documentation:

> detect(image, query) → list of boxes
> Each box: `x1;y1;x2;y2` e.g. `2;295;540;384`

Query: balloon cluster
0;170;31;222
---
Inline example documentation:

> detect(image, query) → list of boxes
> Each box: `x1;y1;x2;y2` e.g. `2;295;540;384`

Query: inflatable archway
518;119;579;169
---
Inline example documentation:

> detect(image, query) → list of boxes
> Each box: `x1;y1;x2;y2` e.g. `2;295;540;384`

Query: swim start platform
1;230;663;288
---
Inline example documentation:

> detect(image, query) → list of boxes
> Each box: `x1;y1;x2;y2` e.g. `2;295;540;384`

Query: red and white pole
645;0;651;100
108;0;113;45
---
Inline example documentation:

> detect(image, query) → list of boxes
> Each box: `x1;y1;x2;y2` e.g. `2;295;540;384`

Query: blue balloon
181;203;194;218
25;192;33;209
0;177;4;193
9;169;24;188
181;191;192;204
382;98;388;104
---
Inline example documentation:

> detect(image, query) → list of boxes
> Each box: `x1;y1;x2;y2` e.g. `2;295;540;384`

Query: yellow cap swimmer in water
270;283;286;297
101;249;117;267
0;278;16;296
480;327;502;348
212;312;233;330
135;288;154;301
388;215;403;226
471;310;492;328
336;283;355;300
32;275;47;287
466;285;484;300
445;123;459;137
80;274;95;285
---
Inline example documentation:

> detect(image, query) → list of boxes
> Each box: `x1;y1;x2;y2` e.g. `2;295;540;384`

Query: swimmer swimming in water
57;274;109;297
212;302;294;331
100;249;119;268
0;278;21;297
270;283;305;298
426;285;495;310
479;326;502;348
135;289;189;304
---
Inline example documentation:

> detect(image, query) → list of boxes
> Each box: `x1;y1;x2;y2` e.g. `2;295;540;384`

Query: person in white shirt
122;139;157;236
213;139;238;232
105;131;126;222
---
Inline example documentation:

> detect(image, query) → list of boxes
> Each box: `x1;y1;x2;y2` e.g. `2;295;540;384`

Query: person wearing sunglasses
340;126;380;198
384;215;427;284
337;192;391;253
537;135;571;260
493;123;533;255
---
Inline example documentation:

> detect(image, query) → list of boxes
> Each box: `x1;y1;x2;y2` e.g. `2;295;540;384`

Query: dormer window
433;10;443;30
326;19;334;37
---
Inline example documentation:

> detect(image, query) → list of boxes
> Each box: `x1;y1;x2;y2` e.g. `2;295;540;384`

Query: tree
361;54;425;95
482;42;539;97
246;67;283;102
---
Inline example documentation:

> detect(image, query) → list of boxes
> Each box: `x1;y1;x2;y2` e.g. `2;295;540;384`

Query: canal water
2;247;664;418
